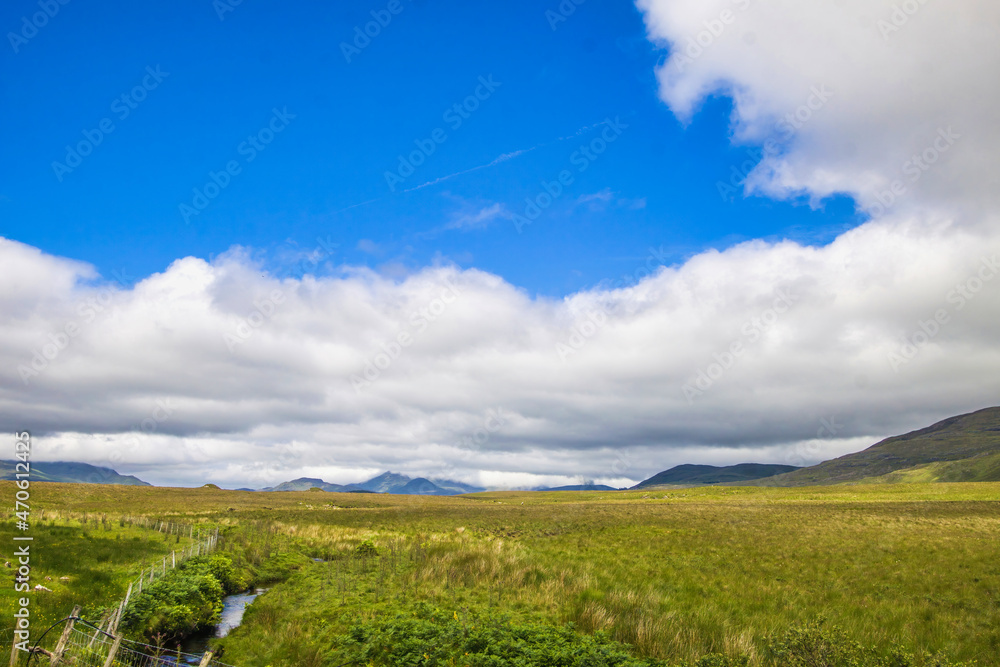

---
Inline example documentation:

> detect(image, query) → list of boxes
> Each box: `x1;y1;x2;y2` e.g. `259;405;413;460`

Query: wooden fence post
86;613;108;649
101;635;122;667
49;605;81;666
198;651;214;667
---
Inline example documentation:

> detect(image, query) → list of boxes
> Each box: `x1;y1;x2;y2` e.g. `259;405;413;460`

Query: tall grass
5;481;999;665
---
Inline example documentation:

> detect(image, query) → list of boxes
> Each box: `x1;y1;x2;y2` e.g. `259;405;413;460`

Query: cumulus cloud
3;0;999;489
2;221;999;488
637;0;1000;222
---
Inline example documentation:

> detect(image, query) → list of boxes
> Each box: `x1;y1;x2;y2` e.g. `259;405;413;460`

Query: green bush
330;608;971;667
121;558;226;639
251;550;310;583
355;539;379;558
764;621;970;667
336;603;659;667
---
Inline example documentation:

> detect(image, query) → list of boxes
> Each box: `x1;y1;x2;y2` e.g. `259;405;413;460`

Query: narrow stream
177;588;266;661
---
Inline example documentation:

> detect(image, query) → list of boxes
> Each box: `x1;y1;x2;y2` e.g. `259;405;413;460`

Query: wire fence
8;523;232;667
60;624;237;667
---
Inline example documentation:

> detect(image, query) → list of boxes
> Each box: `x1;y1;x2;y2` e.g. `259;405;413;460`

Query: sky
1;0;998;489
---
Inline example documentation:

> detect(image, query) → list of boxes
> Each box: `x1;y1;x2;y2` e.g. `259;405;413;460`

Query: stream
176;588;266;661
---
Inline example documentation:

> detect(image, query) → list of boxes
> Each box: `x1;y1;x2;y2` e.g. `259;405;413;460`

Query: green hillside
0;460;150;485
756;406;1000;486
634;463;799;488
858;450;1000;484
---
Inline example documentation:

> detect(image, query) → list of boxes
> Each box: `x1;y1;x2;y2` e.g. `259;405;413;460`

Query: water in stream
176;588;266;661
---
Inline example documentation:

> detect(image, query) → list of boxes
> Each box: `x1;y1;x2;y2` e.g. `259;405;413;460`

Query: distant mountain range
537;484;618;491
747;406;1000;486
261;471;485;496
633;463;799;488
0;460;150;486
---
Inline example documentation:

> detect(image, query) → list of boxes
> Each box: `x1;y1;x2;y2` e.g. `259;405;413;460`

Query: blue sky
1;0;997;488
0;0;861;297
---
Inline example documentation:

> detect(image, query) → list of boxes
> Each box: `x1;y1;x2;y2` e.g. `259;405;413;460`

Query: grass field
2;482;999;666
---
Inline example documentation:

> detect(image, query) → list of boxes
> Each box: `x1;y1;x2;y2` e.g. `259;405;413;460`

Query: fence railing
13;608;236;667
8;523;229;667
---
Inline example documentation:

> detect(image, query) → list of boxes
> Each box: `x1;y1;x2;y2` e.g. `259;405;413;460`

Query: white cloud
637;0;1000;221
445;202;510;231
576;189;647;211
2;222;999;487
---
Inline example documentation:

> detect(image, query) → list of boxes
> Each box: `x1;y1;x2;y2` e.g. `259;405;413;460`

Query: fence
12;607;236;667
8;524;230;667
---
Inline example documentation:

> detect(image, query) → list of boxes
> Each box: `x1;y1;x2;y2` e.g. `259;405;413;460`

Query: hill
0;460;150;486
634;463;799;488
538;484;617;491
260;477;355;492
754;406;1000;486
262;471;484;495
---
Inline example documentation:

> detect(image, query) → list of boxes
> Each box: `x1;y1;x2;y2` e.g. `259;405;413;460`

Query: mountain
0;460;150;486
262;471;484;495
539;484;617;491
353;471;412;493
395;477;444;495
260;477;355;492
634;463;800;488
425;478;486;495
753;406;1000;486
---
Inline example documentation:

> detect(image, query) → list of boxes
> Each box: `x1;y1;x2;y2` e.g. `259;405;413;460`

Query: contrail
331;119;613;213
403;148;534;192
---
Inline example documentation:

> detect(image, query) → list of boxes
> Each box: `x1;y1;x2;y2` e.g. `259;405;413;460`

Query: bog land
2;482;998;666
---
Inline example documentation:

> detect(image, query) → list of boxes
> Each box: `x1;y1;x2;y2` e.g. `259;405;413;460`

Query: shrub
121;558;226;639
336;604;659;667
355;539;378;558
764;621;970;667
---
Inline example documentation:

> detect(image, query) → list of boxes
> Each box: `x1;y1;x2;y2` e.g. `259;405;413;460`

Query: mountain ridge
0;460;151;486
746;406;1000;486
634;463;800;488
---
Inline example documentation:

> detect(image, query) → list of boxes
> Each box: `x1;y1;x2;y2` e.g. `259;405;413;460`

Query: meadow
2;482;999;666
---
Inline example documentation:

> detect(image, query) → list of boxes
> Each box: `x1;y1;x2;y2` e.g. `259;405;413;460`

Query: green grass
859;451;1000;484
3;482;999;665
0;511;199;650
